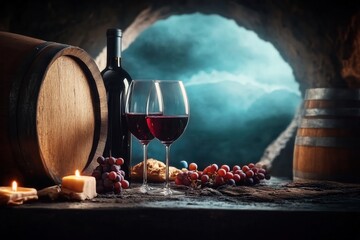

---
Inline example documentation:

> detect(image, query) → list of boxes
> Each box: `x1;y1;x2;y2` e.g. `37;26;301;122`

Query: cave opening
96;13;301;171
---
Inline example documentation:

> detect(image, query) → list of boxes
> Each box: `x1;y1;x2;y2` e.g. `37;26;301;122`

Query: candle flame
75;170;80;177
12;181;17;192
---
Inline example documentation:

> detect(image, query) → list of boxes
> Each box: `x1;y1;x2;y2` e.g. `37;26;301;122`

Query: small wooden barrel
0;31;107;188
293;88;360;183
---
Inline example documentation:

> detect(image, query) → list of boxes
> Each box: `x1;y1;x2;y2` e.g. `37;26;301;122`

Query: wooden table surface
1;177;359;239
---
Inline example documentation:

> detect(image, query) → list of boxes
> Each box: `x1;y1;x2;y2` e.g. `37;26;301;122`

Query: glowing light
12;181;17;192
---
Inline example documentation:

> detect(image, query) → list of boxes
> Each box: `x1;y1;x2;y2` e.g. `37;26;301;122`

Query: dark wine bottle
101;28;132;181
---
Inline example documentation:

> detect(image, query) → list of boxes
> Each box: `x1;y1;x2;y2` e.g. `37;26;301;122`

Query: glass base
139;183;156;194
147;186;184;196
128;183;154;194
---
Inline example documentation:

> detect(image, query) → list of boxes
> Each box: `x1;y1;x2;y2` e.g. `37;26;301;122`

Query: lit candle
0;180;38;205
61;170;97;201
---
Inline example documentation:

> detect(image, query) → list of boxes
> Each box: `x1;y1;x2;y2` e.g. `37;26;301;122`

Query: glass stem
142;143;148;187
165;144;171;191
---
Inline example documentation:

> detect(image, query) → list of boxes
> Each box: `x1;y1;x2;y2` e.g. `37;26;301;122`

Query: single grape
203;166;211;174
225;171;234;180
217;168;226;177
247;177;255;185
201;174;210;184
108;171;117;181
242;165;250;172
190;172;199;180
114;181;122;190
233;173;241;182
111;164;120;172
97;156;106;164
220;164;230;172
227;178;236;186
258;168;267;174
239;171;246;180
246;170;254;178
210;164;219;173
189;162;198;171
121;180;130;189
257;172;265;180
115;174;123;182
107;156;116;165
232;165;241;172
180;160;188;169
234;169;243;175
115;157;124;166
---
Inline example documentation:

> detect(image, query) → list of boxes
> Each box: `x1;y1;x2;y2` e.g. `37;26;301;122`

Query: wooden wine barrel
0;31;107;188
293;88;360;183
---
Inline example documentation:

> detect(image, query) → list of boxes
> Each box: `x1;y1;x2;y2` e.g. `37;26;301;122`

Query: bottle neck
106;35;122;68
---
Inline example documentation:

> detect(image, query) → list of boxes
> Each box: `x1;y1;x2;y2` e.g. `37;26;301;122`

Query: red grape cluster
91;156;130;194
175;162;270;188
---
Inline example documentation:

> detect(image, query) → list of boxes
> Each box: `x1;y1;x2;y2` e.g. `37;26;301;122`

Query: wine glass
125;80;158;193
146;80;190;196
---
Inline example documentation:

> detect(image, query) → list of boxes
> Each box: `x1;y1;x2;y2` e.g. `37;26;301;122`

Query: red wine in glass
146;80;190;196
146;115;189;145
126;113;155;144
125;80;160;193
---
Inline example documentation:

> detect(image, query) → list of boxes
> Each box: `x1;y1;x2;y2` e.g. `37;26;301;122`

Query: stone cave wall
2;0;359;90
1;0;359;177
